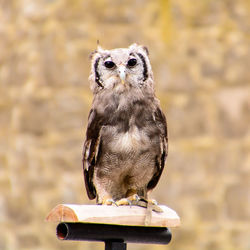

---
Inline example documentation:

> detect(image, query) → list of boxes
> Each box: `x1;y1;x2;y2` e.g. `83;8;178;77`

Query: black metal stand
56;223;172;249
105;241;127;250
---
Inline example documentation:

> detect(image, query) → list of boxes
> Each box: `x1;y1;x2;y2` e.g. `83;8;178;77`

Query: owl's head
89;44;154;93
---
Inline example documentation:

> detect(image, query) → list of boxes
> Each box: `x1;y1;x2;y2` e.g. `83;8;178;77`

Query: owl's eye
104;61;116;69
127;58;137;67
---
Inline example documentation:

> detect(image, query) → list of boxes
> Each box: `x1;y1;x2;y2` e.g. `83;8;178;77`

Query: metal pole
56;222;171;244
105;241;127;250
56;222;172;249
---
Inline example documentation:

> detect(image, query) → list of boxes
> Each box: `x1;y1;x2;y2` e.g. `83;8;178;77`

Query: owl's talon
151;199;158;205
132;194;140;202
112;201;118;207
133;197;163;213
116;194;141;206
101;197;117;206
107;199;117;206
116;198;132;206
143;198;158;206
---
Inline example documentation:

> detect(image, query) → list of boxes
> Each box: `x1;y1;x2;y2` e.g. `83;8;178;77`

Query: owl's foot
134;197;163;213
139;198;158;205
99;196;117;206
115;195;162;212
116;194;140;206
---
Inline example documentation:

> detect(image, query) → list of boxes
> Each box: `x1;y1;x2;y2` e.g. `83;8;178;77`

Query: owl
82;43;168;206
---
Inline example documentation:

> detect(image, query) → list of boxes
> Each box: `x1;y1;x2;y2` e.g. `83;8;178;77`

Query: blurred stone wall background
0;0;249;249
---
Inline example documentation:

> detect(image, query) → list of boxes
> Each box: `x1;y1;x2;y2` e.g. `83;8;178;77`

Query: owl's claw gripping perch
100;197;117;206
114;195;162;212
129;194;140;203
116;194;140;206
134;198;163;213
116;198;132;206
150;199;158;205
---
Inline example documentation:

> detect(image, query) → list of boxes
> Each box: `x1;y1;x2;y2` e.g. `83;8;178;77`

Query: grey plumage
82;44;168;204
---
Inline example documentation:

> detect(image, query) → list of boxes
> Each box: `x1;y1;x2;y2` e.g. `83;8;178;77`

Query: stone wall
0;0;249;249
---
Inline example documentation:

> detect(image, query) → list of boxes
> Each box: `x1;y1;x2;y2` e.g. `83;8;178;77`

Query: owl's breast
102;122;160;154
98;94;161;153
110;127;147;152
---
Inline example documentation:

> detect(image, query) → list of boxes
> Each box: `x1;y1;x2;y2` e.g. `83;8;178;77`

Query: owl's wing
147;107;168;191
82;108;102;200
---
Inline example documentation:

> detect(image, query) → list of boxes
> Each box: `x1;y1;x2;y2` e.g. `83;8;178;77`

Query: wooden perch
46;204;180;227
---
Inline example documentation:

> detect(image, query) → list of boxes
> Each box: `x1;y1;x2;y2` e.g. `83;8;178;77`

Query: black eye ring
104;61;116;69
127;58;137;67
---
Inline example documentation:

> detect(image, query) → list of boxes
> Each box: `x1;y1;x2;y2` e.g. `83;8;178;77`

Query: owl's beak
118;65;126;84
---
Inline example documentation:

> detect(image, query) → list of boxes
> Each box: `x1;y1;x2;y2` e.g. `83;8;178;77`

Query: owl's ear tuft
142;46;149;55
89;41;106;60
96;40;104;52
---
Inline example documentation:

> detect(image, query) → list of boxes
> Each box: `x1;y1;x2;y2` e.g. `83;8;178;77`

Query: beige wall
0;0;249;249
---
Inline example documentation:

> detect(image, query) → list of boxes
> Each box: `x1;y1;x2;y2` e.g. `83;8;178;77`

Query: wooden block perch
46;204;180;227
